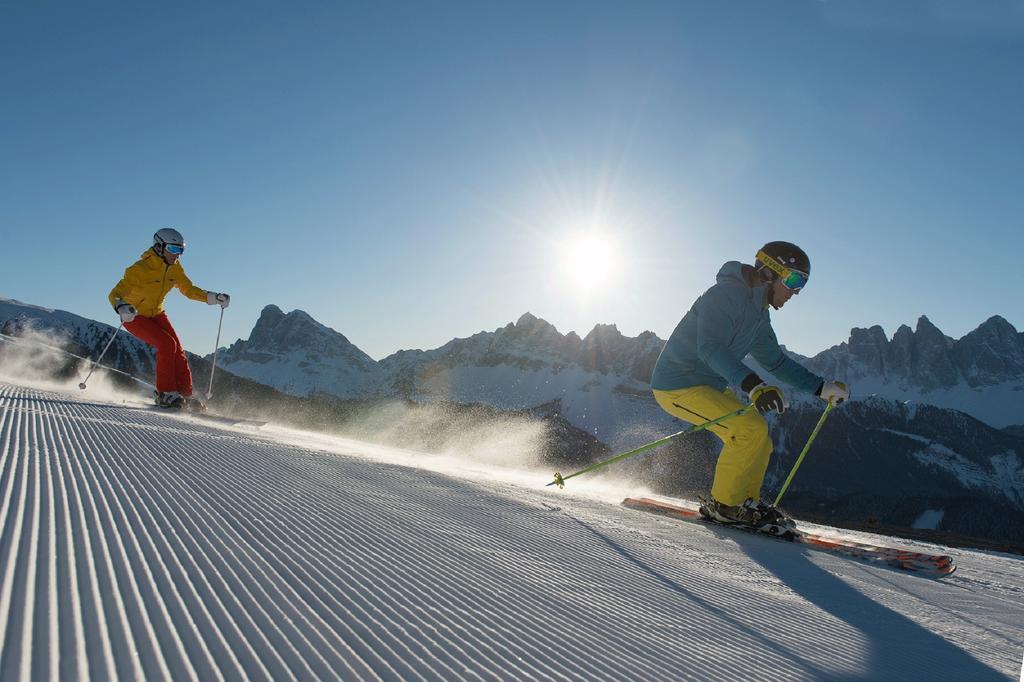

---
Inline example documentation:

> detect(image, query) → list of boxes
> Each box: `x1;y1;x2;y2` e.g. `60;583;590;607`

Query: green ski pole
772;400;835;507
547;405;754;489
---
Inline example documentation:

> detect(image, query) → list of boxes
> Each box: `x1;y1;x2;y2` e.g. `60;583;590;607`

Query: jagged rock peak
847;325;889;354
960;316;1021;349
914;315;949;339
255;305;325;330
954;314;1024;384
512;312;561;339
976;315;1017;334
516;312;538;326
251;304;306;334
256;304;286;325
250;304;325;334
242;304;362;353
583;323;624;344
849;325;888;342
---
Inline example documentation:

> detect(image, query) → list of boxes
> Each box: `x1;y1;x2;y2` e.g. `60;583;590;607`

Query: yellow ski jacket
108;249;209;317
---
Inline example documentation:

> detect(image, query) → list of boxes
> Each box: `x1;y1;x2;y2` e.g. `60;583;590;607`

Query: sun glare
562;232;619;291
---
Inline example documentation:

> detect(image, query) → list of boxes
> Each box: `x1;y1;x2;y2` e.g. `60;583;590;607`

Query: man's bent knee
729;412;770;444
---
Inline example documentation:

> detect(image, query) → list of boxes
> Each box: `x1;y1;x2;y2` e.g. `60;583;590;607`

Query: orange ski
622;497;956;577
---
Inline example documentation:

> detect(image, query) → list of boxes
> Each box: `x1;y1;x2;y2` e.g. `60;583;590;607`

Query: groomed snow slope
1;382;1022;680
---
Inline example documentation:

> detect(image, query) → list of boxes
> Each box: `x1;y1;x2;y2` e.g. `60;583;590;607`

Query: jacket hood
717;260;768;309
139;248;178;271
715;261;748;285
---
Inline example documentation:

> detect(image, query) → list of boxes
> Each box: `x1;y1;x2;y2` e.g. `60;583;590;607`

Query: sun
562;231;619;291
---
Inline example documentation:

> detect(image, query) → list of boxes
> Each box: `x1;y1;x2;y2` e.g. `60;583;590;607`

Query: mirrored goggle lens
782;269;808;290
165;244;185;254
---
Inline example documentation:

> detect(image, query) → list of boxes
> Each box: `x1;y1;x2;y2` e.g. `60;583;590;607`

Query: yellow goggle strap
756;250;808;289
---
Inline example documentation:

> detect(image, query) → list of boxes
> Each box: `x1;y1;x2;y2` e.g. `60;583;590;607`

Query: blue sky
2;1;1022;360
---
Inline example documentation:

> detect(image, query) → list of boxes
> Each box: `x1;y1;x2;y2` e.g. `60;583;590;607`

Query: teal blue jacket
650;261;823;393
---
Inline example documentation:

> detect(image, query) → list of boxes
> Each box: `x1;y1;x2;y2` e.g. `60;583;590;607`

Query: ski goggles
756;250;808;290
164;243;185;255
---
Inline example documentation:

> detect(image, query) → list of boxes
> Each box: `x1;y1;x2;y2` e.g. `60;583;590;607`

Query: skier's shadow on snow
569;516;840;678
573;516;1004;680
730;529;1006;680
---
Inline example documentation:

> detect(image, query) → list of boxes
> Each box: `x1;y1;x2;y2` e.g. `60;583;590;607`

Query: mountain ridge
215;304;1024;433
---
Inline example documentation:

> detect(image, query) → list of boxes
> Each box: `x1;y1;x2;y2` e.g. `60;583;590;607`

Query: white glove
817;380;850;404
115;302;137;324
207;292;230;309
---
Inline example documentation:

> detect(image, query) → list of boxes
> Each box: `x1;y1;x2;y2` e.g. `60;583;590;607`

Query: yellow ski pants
652;386;772;506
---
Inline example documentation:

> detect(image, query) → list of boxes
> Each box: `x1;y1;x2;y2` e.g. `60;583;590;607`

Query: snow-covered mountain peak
955;315;1024;386
843;325;889;374
850;324;888;345
509;311;563;343
987;313;1016;330
892;322;914;345
582;322;622;344
246;304;365;356
802;315;1024;426
514;311;541;327
0;297;56;315
215;304;379;398
914;315;955;350
962;314;1021;346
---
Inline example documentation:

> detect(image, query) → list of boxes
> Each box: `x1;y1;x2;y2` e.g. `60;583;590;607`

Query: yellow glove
749;383;786;415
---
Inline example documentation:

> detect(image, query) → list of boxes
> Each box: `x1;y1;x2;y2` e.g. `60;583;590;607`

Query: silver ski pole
79;323;123;390
206;306;225;400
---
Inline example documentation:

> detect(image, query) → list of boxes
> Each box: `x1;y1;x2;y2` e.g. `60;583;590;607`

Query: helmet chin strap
747;262;779;309
759;268;783;309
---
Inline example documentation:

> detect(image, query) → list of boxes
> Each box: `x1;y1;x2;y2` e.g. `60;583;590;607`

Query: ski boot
180;395;207;413
749;500;797;536
699;497;796;537
154;391;185;409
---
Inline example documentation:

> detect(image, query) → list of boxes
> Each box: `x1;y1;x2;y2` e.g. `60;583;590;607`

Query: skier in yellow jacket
109;228;230;408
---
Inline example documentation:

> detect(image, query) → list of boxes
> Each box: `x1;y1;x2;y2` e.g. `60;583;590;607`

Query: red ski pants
124;312;193;395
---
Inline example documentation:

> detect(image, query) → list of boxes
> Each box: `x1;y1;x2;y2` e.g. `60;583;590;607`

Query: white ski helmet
153;228;185;254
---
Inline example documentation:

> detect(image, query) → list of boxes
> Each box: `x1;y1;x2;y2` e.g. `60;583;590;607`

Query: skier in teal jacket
651;241;849;531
